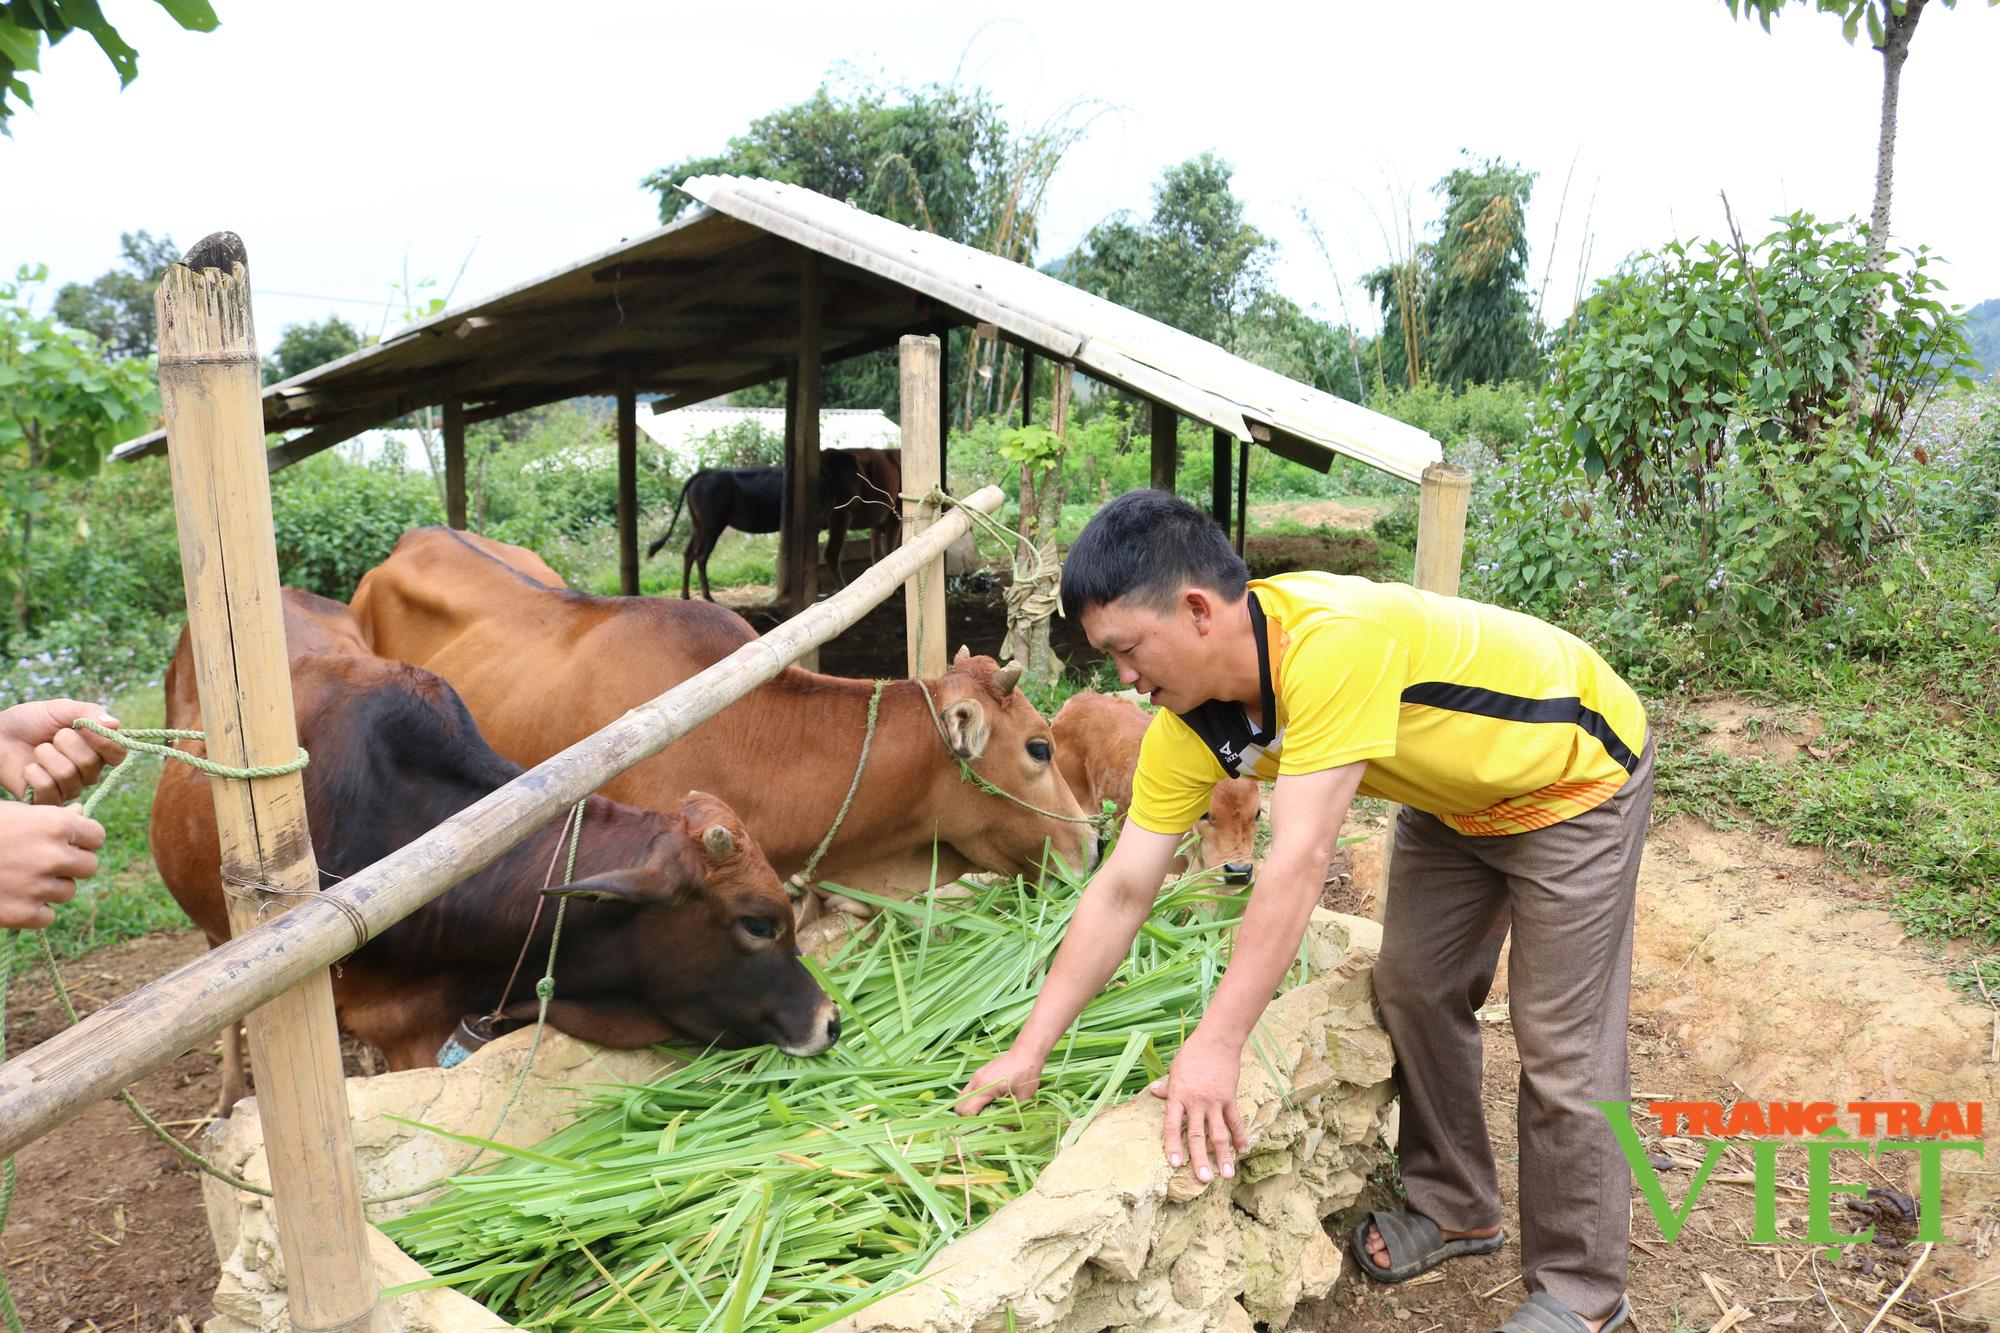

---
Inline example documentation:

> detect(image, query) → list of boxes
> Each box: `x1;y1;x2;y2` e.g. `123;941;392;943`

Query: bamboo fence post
0;486;1001;1159
154;234;380;1332
1377;460;1473;917
900;334;947;680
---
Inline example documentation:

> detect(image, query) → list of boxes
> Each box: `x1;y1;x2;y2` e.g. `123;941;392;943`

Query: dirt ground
2;931;219;1331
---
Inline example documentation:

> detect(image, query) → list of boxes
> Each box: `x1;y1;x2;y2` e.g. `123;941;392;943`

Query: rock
1297;1229;1343;1302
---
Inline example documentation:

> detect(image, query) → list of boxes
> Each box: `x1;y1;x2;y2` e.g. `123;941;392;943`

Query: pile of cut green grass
384;873;1283;1332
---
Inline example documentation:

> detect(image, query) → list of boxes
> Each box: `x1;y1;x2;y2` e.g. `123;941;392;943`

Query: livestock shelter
112;175;1460;635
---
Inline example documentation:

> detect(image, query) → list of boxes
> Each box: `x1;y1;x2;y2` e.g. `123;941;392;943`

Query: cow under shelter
112;175;1456;658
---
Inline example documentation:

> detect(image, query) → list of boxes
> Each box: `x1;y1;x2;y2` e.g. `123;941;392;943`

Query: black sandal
1495;1292;1630;1331
1347;1208;1505;1283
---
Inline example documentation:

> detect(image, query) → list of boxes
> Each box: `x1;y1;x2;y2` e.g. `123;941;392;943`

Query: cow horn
701;825;735;861
954;644;972;664
993;661;1025;695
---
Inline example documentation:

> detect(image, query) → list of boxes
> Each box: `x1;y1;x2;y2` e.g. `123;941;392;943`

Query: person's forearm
1012;867;1155;1059
1193;847;1324;1050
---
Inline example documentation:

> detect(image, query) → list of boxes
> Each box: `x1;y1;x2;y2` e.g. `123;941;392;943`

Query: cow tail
647;474;697;560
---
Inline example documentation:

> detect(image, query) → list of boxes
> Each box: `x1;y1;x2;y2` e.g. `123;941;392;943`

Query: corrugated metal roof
679;175;1440;483
111;176;1440;486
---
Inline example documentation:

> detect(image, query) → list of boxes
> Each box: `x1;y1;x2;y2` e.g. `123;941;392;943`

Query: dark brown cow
351;529;1094;910
1051;691;1262;884
825;446;902;575
151;588;836;1112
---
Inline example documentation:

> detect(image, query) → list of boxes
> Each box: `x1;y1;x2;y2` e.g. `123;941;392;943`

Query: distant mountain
1968;297;2000;379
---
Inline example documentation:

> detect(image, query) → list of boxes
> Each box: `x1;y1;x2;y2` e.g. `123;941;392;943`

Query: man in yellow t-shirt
955;491;1650;1333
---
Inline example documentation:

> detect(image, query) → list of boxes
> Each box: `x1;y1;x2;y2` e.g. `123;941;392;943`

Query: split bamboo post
442;381;466;531
0;484;1003;1160
1377;459;1473;915
153;234;380;1333
617;372;639;596
900;334;946;679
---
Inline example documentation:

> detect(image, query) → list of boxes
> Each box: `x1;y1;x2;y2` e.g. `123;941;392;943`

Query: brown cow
152;588;837;1113
1051;691;1262;885
351;528;1094;908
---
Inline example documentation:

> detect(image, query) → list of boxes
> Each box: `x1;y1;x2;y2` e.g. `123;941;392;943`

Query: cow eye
1027;739;1052;763
741;916;777;940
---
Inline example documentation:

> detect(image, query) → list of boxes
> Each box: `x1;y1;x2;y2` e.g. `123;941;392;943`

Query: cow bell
436;1013;500;1069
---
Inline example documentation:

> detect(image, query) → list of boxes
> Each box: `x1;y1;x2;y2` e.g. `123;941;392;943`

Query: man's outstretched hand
954;1046;1046;1117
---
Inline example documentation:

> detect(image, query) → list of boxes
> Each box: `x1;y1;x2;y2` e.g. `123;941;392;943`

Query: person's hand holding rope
0;701;124;931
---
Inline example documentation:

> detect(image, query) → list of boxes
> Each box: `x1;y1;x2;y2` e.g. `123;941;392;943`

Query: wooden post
1378;458;1473;917
443;382;466;530
901;334;946;680
776;366;798;605
1020;348;1036;428
1151;403;1177;492
937;325;951;495
1212;427;1232;529
154;235;379;1333
1234;439;1250;557
788;255;824;668
0;486;1004;1161
617;372;639;596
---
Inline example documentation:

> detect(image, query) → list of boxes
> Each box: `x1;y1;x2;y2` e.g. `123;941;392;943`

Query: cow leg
215;1020;247;1118
681;537;697;600
825;517;848;589
696;526;721;602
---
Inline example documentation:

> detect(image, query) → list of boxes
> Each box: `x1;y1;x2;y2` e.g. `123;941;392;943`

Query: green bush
1373;381;1533;457
271;454;443;600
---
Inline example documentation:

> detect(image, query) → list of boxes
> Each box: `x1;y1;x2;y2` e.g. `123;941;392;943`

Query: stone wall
199;909;1395;1333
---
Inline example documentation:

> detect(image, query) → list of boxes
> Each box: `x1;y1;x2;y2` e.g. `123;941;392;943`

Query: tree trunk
1853;0;1926;410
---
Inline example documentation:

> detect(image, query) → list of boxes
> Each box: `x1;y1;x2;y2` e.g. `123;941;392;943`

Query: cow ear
701;824;735;862
940;697;992;760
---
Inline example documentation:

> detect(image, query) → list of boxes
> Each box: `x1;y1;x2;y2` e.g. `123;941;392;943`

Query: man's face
1082;594;1208;714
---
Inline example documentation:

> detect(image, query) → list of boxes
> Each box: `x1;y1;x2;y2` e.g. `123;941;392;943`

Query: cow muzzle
1222;861;1254;886
777;1000;841;1058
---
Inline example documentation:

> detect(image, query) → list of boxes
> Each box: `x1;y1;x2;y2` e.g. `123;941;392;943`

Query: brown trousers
1375;736;1655;1320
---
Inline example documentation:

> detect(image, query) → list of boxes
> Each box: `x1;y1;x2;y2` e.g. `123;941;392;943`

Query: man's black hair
1060;489;1250;619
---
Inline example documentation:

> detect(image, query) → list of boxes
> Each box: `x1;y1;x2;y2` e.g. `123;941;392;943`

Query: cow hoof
826;895;878;920
791;891;824;931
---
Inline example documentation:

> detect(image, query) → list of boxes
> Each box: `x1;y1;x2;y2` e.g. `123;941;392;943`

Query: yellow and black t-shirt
1128;573;1648;838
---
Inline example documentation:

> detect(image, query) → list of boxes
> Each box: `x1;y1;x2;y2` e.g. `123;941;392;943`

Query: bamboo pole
1378;459;1473;916
900;334;947;680
1234;439;1250;558
152;234;380;1333
0;485;1003;1161
617;372;639;596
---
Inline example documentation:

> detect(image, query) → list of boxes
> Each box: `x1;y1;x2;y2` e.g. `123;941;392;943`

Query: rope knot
534;977;555;1000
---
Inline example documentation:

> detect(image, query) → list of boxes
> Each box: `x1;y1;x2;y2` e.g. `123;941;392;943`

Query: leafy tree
1069;154;1273;349
0;266;157;637
262;314;365;385
0;0;218;134
52;228;177;360
1363;158;1538;391
1725;0;1994;388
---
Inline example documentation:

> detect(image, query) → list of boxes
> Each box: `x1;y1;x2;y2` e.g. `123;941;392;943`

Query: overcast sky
6;1;1995;350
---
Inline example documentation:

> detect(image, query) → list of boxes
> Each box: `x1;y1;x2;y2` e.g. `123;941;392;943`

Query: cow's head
1191;777;1261;886
546;792;838;1056
925;648;1095;880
